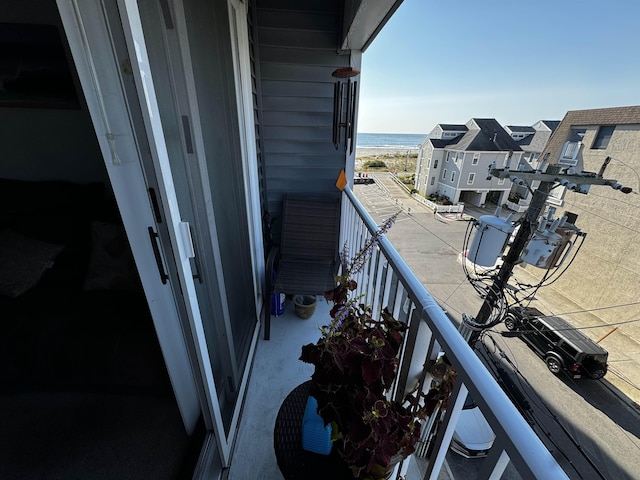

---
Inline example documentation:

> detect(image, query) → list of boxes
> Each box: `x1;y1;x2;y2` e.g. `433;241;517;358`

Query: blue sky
357;0;640;134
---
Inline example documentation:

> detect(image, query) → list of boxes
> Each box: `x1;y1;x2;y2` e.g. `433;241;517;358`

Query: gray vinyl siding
248;0;269;251
256;0;350;225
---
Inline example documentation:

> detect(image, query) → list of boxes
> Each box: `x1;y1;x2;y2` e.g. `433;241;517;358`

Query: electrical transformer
521;214;581;269
467;211;515;267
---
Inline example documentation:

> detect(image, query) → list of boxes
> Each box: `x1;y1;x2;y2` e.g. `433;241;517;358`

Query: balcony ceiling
340;0;404;51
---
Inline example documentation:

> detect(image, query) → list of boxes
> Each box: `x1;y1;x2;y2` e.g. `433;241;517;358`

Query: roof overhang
340;0;405;52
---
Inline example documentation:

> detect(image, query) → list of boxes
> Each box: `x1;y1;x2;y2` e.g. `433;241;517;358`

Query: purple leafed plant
300;212;456;479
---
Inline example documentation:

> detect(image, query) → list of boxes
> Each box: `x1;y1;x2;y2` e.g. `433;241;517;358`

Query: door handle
148;226;169;284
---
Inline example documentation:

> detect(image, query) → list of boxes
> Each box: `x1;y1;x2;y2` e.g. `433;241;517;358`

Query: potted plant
300;213;456;479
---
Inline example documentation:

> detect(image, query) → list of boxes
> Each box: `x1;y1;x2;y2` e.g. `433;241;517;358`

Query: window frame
559;141;581;166
592;125;615;149
467;172;475;184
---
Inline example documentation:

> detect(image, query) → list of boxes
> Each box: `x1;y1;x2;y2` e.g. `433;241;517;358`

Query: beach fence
411;194;465;215
387;172;465;216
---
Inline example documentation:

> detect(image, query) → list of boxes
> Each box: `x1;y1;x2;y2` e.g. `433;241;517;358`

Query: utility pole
468;166;559;343
466;160;631;344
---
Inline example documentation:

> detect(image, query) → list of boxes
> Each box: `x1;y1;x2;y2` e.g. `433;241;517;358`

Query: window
559;141;580;166
568;127;586;142
472;153;479;165
592;126;615;149
562;343;578;358
498;178;505;185
446;152;451;162
451;171;456;182
544;330;561;344
433;159;439;169
442;168;447;180
467;173;475;184
427;157;432;168
430;176;435;185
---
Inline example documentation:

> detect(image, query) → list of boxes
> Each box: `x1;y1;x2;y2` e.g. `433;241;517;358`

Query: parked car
449;394;495;458
504;306;608;379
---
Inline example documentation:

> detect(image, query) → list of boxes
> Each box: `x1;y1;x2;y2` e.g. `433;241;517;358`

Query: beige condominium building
521;106;640;379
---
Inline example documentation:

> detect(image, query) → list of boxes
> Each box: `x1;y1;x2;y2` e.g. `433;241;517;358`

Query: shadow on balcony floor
228;297;450;480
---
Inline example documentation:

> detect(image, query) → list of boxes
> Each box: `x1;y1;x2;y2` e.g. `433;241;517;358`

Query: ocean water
356;132;426;149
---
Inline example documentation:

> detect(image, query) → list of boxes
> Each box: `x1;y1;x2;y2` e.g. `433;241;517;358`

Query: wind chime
331;67;360;153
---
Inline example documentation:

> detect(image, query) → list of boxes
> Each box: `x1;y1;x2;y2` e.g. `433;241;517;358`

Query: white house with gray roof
503;120;560;211
415;119;559;209
415;118;524;207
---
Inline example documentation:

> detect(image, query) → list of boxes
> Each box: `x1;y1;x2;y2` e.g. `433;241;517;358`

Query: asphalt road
353;176;640;480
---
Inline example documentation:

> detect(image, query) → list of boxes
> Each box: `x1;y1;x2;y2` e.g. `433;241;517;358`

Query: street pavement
354;172;640;412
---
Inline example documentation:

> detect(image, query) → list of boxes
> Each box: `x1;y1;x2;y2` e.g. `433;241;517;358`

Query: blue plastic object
301;395;332;455
271;292;285;316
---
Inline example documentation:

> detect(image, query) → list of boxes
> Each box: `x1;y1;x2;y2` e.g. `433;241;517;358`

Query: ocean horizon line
356;145;420;150
356;132;425;149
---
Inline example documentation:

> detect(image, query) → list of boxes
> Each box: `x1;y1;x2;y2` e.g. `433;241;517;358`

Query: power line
585;190;640;208
551;300;640;318
478;333;609;480
499;317;640;338
607;365;640;392
563;197;640;234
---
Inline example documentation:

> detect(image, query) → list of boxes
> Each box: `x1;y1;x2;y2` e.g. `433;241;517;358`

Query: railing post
423;380;467;480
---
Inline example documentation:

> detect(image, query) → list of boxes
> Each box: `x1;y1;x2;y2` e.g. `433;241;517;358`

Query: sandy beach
355;147;419;172
356;147;419;158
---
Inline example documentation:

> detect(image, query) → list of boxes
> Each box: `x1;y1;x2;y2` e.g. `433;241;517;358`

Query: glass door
132;0;264;438
119;0;263;464
59;0;263;471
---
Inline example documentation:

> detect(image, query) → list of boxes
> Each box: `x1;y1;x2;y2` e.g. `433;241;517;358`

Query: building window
427;157;432;168
472;153;479;165
433;159;439;169
498;178;505;185
559;141;580;166
442;168;447;180
451;171;456;182
446;152;451;162
592;126;615;149
467;173;475;184
430;176;435;186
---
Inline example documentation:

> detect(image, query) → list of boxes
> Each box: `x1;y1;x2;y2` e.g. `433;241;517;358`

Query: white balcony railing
505;199;529;213
340;188;568;480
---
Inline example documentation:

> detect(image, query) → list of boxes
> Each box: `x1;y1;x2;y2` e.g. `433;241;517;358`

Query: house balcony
505;199;530;213
229;188;568;479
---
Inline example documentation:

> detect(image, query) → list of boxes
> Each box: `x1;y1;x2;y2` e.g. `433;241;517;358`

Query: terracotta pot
293;295;317;319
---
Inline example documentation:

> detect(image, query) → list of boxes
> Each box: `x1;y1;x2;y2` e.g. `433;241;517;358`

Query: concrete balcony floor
228;298;437;480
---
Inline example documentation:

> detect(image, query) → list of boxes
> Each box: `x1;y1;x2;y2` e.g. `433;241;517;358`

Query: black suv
504;307;608;379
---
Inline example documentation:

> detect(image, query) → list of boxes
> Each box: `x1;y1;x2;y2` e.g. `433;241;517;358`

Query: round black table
273;381;354;479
